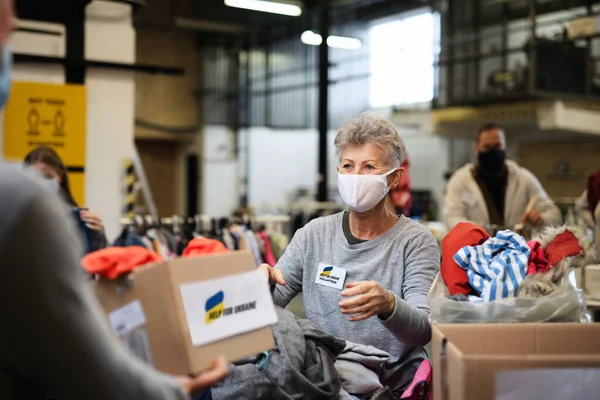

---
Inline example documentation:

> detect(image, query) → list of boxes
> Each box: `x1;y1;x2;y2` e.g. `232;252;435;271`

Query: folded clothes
454;230;529;302
182;238;229;258
81;246;163;279
335;342;391;397
211;307;345;400
441;222;490;296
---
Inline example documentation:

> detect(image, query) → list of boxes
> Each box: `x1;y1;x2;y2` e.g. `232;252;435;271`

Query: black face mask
478;148;506;177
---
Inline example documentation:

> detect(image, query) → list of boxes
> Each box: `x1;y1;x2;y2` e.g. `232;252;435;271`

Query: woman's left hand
339;281;396;321
80;210;104;232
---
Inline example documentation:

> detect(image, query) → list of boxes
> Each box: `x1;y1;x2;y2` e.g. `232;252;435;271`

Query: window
369;12;440;108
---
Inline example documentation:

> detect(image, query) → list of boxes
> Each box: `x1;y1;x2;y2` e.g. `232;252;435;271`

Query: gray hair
334;113;406;169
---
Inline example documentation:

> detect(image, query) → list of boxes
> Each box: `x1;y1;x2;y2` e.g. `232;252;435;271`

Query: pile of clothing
441;222;595;302
210;307;430;400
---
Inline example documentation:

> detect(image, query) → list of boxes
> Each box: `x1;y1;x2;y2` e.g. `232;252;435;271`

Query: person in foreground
0;1;227;398
443;122;562;230
259;113;440;395
0;166;229;400
24;145;108;251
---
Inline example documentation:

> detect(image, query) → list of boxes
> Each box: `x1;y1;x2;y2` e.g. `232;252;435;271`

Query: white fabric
453;230;530;302
337;169;395;213
443;160;562;229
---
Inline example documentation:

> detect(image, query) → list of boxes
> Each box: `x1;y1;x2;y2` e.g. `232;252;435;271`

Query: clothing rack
116;213;291;266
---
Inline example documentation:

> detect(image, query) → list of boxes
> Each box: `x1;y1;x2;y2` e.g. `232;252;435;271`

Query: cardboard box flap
168;251;257;282
434;323;600;357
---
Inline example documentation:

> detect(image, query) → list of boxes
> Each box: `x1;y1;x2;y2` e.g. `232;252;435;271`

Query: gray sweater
273;213;440;391
0;167;187;400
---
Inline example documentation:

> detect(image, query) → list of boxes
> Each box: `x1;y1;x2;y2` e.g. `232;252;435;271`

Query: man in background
443;122;562;229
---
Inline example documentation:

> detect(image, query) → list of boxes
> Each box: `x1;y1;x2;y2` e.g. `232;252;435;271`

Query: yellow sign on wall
3;82;87;205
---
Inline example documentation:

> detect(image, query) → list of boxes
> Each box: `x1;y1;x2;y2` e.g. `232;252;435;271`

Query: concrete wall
134;28;202;217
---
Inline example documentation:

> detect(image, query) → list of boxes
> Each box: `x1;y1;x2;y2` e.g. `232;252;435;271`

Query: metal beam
13;54;185;76
65;2;86;84
317;5;330;202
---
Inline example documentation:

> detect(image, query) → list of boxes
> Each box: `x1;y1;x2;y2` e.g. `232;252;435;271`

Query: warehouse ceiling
134;0;431;32
14;0;431;37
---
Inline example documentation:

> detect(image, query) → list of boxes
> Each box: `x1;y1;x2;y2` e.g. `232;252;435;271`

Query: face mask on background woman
338;168;396;213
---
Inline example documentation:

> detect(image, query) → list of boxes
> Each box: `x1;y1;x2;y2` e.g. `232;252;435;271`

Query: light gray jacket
444;160;563;229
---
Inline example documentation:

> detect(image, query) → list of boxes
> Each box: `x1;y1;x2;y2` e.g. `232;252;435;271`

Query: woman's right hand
174;356;229;396
258;263;286;286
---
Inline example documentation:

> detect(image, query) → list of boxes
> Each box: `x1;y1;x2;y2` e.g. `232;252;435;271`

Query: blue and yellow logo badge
320;266;334;277
205;291;225;325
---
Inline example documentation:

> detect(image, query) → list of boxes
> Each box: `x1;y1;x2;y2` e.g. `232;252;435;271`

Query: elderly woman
259;113;439;396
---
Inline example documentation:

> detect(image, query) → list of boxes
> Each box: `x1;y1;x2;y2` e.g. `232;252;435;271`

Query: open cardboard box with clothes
93;251;277;374
432;323;600;400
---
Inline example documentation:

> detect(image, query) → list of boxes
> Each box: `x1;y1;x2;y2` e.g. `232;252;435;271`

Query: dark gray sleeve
91;228;109;251
272;227;306;308
379;230;440;348
0;189;189;400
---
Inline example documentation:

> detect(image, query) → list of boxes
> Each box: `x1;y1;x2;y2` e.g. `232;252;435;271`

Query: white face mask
337;168;397;213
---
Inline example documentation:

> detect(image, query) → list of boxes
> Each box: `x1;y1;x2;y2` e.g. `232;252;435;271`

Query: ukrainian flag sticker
205;291;225;325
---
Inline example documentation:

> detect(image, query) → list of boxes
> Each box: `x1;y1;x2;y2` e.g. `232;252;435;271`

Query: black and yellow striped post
122;158;137;219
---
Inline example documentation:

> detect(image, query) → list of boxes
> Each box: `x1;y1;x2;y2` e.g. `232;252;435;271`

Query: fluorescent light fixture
327;35;362;50
301;30;322;46
224;0;302;17
301;30;362;50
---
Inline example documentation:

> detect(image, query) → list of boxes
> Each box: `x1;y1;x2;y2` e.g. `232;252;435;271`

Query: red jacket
390;156;412;214
441;222;490;296
587;169;600;221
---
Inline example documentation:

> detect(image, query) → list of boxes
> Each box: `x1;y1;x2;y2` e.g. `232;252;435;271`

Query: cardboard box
432;323;600;400
94;251;276;375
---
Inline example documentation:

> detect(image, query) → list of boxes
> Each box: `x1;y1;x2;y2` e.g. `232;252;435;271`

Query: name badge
315;263;347;290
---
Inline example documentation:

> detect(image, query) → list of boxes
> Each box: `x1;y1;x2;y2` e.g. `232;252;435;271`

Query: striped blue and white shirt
453;230;530;302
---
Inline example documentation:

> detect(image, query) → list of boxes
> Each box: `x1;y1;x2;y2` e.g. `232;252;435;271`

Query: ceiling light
327;35;362;50
301;31;362;50
301;30;322;46
224;0;302;17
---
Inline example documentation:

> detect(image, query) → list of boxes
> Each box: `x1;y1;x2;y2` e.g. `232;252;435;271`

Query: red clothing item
390;156;412;214
441;222;490;296
546;231;583;268
81;246;163;279
588;169;600;221
527;241;549;275
526;231;583;276
182;238;229;258
258;232;277;267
